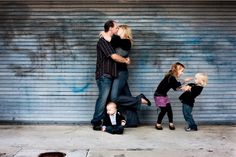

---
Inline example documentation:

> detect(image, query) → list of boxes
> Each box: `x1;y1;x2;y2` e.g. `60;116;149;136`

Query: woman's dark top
111;35;131;72
179;83;203;107
154;74;181;96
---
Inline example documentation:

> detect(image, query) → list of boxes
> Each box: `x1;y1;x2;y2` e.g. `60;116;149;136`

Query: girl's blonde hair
167;62;185;78
119;24;134;46
195;73;208;87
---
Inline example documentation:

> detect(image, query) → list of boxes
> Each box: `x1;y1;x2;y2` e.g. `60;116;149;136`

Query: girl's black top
154;74;181;96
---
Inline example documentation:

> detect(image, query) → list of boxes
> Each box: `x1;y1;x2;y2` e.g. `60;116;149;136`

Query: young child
154;62;191;130
102;102;126;134
179;73;208;131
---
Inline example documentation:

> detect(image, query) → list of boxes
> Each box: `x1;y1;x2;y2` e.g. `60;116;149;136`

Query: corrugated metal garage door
0;1;235;124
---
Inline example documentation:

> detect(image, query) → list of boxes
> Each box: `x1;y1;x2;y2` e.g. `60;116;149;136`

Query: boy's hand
121;120;126;126
102;126;106;131
181;85;191;91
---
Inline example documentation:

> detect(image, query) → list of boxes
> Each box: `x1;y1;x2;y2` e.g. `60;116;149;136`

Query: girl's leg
166;103;173;123
157;107;167;124
166;103;175;130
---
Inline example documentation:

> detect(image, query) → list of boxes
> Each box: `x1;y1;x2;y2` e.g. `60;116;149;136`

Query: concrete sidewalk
0;124;235;157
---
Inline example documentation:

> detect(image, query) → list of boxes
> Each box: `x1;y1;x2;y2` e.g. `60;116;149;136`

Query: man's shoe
93;125;102;131
141;94;151;106
185;127;198;132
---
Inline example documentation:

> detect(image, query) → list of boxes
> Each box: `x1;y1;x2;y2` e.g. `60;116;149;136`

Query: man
91;20;130;130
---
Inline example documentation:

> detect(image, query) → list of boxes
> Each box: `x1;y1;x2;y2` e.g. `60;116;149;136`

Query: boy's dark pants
182;103;197;129
106;125;124;134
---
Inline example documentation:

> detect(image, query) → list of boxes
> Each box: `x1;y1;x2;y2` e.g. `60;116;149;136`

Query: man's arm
111;54;130;65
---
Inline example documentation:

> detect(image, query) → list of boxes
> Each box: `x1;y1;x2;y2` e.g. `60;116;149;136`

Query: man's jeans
182;103;197;129
91;75;113;126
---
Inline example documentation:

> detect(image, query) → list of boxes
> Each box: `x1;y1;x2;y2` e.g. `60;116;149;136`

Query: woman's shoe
140;94;151;106
155;125;163;130
169;124;175;130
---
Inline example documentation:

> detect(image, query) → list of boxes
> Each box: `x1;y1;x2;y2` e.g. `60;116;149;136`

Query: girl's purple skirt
154;96;170;107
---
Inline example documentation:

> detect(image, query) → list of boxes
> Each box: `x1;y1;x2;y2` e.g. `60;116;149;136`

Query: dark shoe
93;125;102;131
185;127;198;132
141;93;151;106
155;125;163;130
169;124;175;130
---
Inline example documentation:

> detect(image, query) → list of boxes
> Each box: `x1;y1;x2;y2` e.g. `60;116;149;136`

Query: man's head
104;20;119;35
106;102;117;115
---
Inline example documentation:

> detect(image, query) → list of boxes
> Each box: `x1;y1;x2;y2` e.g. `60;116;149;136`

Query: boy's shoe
169;124;175;130
93;125;102;131
185;127;198;132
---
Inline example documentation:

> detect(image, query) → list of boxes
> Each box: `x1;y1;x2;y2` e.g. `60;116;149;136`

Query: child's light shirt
109;113;117;125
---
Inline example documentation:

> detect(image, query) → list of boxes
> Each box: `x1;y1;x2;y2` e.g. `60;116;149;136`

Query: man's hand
125;57;131;65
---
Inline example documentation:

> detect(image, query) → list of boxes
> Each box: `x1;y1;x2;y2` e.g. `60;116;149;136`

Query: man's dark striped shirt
96;37;117;80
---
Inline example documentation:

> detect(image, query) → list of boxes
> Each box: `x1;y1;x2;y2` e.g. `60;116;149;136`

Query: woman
109;25;151;127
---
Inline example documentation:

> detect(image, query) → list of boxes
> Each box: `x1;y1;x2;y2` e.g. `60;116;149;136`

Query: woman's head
169;62;185;78
117;24;133;45
195;73;208;87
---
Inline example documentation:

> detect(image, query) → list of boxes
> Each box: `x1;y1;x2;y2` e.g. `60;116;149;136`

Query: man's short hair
104;20;115;32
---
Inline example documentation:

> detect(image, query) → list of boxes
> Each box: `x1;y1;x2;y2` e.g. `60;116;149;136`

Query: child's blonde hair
195;73;208;87
167;62;185;78
119;24;133;46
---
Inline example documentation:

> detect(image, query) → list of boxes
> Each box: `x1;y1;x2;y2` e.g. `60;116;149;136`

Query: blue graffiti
72;83;90;93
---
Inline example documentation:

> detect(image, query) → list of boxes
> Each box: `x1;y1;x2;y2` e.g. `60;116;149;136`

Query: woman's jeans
91;75;113;126
111;71;141;110
182;103;197;129
111;71;131;98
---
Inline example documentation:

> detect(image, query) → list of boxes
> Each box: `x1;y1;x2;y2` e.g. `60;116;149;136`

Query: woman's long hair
119;24;134;46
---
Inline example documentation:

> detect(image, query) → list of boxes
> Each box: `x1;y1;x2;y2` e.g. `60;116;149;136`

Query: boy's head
106;102;117;115
195;73;208;87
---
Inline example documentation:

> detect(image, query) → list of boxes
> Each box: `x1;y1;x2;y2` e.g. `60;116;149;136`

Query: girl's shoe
155;124;163;130
169;123;175;130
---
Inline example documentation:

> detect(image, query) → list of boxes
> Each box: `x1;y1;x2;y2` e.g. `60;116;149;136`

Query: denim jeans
110;71;141;110
91;75;113;126
182;103;197;129
111;71;131;99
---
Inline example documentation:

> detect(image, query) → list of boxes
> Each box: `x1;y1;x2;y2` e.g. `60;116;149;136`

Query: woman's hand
99;31;111;41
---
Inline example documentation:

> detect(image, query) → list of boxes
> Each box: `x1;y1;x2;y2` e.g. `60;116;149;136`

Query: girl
154;62;191;130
